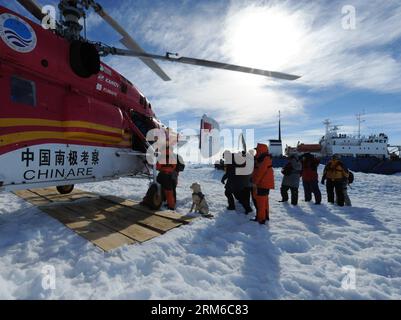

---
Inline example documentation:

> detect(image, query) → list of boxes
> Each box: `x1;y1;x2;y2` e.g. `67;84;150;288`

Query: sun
223;5;305;71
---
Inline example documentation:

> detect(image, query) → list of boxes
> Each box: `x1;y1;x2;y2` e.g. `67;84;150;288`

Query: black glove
321;178;325;185
221;178;226;185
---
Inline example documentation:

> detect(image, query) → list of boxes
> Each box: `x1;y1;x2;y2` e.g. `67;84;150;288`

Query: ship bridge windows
10;76;36;107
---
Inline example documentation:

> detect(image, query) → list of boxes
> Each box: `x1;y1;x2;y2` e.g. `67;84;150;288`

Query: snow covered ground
0;165;400;299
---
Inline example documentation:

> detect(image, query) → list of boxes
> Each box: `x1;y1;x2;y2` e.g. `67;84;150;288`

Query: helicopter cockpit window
120;83;128;94
11;76;36;107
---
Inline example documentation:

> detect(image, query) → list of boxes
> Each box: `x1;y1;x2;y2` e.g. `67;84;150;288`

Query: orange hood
256;143;269;155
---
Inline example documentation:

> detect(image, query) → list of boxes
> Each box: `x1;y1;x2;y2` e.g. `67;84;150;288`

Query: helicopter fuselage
0;5;160;192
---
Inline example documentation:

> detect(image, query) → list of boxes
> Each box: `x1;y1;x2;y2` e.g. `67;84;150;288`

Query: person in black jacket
172;153;185;202
221;151;252;213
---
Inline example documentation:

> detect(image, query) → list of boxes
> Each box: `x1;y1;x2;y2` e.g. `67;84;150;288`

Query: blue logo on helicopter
0;13;37;53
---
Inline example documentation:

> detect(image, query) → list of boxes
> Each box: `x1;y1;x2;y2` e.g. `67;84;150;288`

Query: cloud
104;1;307;127
100;0;401;130
221;0;401;92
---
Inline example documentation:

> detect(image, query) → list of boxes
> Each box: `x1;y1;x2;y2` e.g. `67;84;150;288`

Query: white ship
320;119;389;159
285;115;401;174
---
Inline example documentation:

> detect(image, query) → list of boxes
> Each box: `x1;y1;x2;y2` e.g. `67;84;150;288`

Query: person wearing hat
280;154;302;205
321;154;349;206
251;143;274;224
301;153;322;205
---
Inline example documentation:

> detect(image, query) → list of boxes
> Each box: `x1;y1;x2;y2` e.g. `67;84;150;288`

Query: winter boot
165;190;176;210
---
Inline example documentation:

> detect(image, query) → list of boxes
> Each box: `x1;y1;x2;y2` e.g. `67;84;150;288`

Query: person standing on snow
171;153;185;203
221;151;252;213
221;151;236;210
156;147;177;210
321;154;349;207
342;178;352;206
339;164;352;207
301;153;322;205
280;155;302;205
251;143;274;224
236;151;254;214
244;150;258;214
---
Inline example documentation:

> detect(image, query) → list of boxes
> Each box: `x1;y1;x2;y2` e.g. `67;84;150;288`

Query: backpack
282;163;292;176
175;154;185;172
348;171;354;184
176;161;185;172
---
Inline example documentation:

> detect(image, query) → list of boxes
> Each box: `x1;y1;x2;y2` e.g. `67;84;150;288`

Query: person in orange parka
156;148;177;210
251;143;275;224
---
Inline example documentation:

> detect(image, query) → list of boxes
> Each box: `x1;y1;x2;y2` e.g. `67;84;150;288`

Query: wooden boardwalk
14;187;194;251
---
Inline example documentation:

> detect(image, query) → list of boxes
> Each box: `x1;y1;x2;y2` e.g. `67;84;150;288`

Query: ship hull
273;156;401;175
320;156;401;175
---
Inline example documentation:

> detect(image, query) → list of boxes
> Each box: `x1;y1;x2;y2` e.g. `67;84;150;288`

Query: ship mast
278;110;282;142
356;112;365;139
323;119;331;135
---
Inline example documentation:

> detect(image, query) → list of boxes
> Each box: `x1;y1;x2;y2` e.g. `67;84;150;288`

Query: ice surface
0;166;400;299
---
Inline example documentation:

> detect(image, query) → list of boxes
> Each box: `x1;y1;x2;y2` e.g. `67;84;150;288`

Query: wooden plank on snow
43;205;135;251
102;195;195;224
46;192;98;203
31;187;97;203
14;189;51;206
66;200;161;243
14;187;197;251
94;198;182;233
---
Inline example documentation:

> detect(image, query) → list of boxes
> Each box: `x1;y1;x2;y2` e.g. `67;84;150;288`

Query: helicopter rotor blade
108;48;301;81
119;37;171;81
90;1;171;81
16;0;45;21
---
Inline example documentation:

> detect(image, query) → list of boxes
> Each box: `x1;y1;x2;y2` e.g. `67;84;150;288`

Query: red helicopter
0;0;300;209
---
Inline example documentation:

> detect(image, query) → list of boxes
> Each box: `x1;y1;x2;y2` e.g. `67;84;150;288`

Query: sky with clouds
3;0;401;150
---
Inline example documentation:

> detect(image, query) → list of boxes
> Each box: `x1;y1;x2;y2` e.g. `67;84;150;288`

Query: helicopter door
130;111;155;152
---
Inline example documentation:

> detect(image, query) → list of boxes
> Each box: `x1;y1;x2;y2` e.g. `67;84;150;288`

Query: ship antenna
278;110;282;142
323;119;331;135
356;112;365;139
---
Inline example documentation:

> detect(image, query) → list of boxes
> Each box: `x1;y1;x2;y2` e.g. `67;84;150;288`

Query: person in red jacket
301;153;322;205
251;143;275;224
156;147;177;210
